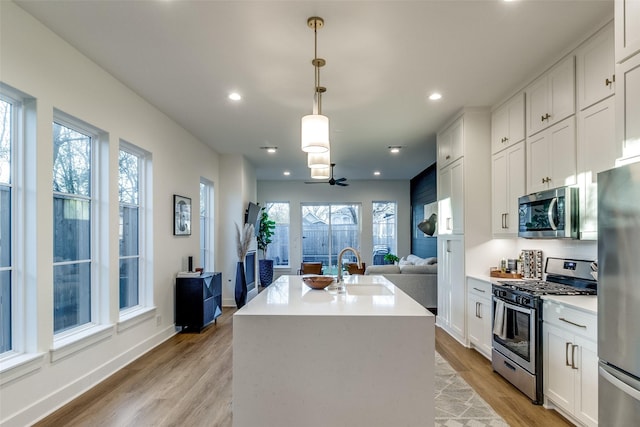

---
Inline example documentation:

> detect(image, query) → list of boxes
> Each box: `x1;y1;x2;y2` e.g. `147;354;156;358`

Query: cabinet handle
605;77;613;86
446;155;451;160
571;344;579;370
476;302;479;318
541;113;551;122
559;317;587;328
541;177;551;184
472;287;485;293
477;302;482;319
565;342;572;366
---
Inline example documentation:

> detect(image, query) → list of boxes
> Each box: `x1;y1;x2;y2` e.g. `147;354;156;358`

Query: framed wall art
174;194;192;236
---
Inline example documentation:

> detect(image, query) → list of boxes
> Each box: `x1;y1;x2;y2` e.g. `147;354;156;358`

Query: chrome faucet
336;247;362;290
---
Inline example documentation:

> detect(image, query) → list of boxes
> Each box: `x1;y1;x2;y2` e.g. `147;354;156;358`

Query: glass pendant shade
308;150;330;169
310;166;330;179
301;114;330;153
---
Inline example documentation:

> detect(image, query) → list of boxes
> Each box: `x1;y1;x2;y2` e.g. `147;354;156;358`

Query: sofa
364;255;437;312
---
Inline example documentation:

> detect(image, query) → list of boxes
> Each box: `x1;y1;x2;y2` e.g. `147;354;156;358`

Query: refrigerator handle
599;365;640;403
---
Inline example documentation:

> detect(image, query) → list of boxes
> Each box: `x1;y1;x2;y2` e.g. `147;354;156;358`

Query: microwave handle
547;197;558;231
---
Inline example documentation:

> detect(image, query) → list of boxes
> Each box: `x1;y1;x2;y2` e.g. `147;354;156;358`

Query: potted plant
384;253;400;265
257;208;276;287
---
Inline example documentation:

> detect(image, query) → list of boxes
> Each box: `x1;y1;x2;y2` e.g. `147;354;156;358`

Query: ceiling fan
305;163;349;186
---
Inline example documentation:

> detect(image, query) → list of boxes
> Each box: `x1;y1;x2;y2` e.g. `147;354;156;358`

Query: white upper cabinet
615;0;640;63
492;141;525;237
577;22;615;110
617;52;640;162
438;158;464;235
527;55;576;137
437;118;464;169
577;97;618;240
491;92;525;154
527;116;577;193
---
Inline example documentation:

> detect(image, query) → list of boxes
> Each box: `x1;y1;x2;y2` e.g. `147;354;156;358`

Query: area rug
435;352;509;427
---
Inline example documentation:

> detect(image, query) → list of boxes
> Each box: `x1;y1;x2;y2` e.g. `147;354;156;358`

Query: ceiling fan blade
335;177;347;183
336;181;349;186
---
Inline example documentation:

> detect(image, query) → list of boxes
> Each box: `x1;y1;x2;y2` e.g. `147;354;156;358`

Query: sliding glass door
301;203;360;274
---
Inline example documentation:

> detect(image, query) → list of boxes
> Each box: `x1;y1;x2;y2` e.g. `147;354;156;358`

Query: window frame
264;201;290;269
200;178;214;272
300;202;361;273
118;142;142;313
372;201;398;264
0;84;44;377
117;140;154;327
52;111;104;339
0;90;18;356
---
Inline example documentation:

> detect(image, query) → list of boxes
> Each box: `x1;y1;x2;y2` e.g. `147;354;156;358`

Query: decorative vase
235;261;247;308
259;259;274;287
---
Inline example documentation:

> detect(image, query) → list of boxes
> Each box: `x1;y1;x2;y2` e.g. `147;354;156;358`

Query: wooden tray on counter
489;270;523;279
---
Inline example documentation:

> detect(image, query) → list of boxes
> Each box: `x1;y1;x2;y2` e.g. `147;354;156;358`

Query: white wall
219;154;258;306
257;179;411;278
0;2;241;425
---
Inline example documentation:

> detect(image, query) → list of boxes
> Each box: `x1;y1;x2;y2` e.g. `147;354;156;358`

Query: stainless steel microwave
518;187;578;239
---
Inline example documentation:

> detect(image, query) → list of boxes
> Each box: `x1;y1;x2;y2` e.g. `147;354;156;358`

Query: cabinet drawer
543;300;597;339
467;277;491;297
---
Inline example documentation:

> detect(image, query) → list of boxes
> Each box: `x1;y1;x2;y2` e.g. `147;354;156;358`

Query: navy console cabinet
176;272;222;332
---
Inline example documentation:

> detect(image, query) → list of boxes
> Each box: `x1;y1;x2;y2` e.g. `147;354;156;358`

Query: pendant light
301;17;330;154
310;165;331;180
308;151;331;169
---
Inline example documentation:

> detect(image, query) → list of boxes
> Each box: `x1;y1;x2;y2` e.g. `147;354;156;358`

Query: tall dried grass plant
236;222;254;261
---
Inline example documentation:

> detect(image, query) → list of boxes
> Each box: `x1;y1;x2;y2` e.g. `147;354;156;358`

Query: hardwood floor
35;309;572;426
435;327;572;427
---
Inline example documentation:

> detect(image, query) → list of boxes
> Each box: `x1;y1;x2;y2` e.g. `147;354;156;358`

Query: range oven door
492;296;537;374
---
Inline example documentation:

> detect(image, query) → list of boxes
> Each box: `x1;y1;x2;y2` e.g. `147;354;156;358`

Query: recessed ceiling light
388;145;402;154
374;171;381;176
228;92;242;101
428;92;442;101
283;171;291;176
260;146;278;153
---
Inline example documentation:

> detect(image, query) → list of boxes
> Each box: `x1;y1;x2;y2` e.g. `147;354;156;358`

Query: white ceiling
15;0;613;181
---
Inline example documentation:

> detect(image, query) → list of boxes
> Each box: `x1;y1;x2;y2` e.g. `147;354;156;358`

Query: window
0;95;13;353
301;203;360;274
372;201;397;265
264;202;289;267
119;146;140;310
200;179;214;271
52;116;97;334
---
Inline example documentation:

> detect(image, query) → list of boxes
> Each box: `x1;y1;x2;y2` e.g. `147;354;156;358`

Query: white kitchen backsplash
472;238;597;276
515;239;598;263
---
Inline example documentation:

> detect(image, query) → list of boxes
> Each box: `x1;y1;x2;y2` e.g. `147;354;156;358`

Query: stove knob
521;296;530;305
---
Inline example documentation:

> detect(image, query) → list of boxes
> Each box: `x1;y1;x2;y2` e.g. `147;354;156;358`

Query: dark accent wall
410;163;437;258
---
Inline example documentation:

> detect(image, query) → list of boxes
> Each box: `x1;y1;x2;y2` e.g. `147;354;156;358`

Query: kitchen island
232;274;435;427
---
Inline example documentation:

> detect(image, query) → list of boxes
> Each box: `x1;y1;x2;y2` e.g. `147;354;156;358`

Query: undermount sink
345;284;393;296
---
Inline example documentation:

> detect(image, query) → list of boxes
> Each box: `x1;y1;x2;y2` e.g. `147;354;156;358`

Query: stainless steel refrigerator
598;161;640;425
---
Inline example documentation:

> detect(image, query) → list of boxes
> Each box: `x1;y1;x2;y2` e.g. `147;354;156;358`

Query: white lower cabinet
543;300;598;426
466;277;492;359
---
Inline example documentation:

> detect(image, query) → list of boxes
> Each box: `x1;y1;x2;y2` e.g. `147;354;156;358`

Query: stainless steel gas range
491;257;597;404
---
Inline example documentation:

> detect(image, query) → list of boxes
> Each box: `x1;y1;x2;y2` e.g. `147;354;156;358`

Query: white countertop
235;274;432;317
468;274;598;314
541;295;598;314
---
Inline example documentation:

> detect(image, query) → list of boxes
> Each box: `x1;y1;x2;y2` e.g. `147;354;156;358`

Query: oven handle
547;197;558;231
493;296;536;315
